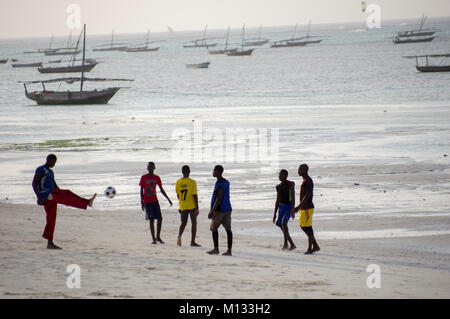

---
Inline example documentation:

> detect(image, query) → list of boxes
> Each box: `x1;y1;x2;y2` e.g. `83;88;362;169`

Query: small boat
244;25;269;46
183;25;218;48
11;58;18;62
404;53;450;72
37;62;98;74
226;24;254;56
12;62;43;68
93;29;129;51
0;59;8;64
44;48;82;56
186;62;210;69
20;24;133;105
208;26;237;54
122;29;162;52
393;15;439;44
393;36;434;44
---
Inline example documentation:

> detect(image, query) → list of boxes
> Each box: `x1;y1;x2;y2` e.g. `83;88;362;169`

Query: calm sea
0;17;449;211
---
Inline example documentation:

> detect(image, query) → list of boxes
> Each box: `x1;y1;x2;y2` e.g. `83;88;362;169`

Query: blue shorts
145;202;162;220
276;203;292;227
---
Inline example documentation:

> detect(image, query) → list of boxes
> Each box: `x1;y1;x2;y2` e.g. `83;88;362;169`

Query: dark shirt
300;176;314;209
276;180;293;204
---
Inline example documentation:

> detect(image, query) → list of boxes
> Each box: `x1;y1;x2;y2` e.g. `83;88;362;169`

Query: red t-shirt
139;174;162;203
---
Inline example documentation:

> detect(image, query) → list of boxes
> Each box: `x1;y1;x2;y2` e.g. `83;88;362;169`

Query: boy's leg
178;211;188;246
190;211;201;246
156;219;164;243
282;221;296;250
222;212;233;256
51;189;90;209
149;219;157;244
42;199;61;249
207;230;219;254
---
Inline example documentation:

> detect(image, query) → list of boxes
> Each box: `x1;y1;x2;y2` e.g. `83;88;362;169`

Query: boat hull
186;62;210;69
38;62;97;74
208;48;237;54
125;47;160;52
416;65;450;72
25;87;120;105
44;50;82;56
226;49;254;56
393;36;435;44
12;62;43;68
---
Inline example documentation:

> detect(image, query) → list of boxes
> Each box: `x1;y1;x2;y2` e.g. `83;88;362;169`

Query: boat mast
291;23;298;40
111;28;115;47
225;26;230;50
241;24;246;49
306;20;311;39
80;24;86;92
202;24;208;43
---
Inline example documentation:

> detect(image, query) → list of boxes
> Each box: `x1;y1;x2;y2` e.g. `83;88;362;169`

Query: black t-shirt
276;180;293;204
300;176;314;209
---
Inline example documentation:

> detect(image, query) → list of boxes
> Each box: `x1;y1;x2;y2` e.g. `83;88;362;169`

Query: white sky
0;0;449;39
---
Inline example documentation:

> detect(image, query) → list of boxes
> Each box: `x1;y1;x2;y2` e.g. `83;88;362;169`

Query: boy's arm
208;187;223;218
273;187;280;223
140;186;145;211
159;184;173;206
290;182;295;218
32;171;43;205
193;195;199;215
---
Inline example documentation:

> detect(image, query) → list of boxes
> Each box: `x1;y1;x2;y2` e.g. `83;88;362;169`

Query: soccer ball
104;186;116;198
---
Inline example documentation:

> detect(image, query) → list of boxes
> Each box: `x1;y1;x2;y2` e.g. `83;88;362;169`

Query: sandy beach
1;197;449;298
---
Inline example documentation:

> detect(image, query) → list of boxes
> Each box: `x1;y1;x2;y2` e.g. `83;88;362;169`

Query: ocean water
0;17;449;213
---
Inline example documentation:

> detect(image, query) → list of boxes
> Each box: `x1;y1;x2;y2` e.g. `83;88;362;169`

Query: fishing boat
270;24;301;48
122;30;161;52
44;48;81;56
404;53;450;72
183;25;218;48
93;29;129;51
244;25;269;46
37;61;98;74
393;15;438;44
0;59;8;64
12;62;43;68
186;62;210;69
208;26;237;54
226;24;254;56
20;25;133;105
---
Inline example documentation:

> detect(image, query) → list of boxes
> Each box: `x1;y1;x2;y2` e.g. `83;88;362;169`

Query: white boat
244;25;269;46
93;29;129;51
183;25;218;48
123;29;162;52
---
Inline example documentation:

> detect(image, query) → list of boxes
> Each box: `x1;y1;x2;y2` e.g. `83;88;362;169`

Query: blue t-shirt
210;179;232;213
35;164;55;202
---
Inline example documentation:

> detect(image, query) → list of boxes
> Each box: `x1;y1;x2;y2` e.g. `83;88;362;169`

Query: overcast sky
0;0;449;39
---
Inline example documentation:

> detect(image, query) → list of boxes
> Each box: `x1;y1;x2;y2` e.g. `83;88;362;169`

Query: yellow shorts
299;208;314;227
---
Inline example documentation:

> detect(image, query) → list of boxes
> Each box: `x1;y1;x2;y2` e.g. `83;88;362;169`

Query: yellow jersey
175;177;198;210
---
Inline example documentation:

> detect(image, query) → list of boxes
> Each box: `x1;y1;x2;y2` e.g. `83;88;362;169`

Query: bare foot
156;238;165;244
152;240;157;244
288;245;296;250
88;193;97;207
282;244;289;250
190;242;201;247
207;248;219;255
312;246;320;253
47;242;62;249
304;250;313;255
177;236;182;247
222;250;232;256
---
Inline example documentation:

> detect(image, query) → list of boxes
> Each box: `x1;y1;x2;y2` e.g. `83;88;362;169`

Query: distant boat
44;48;82;56
208;26;237;54
0;59;8;64
393;15;438;44
186;62;210;69
93;29;129;51
270;23;300;48
404;53;450;72
12;62;43;68
37;61;98;74
393;36;434;44
244;25;269;46
20;24;133;105
226;24;254;56
183;25;218;48
278;21;323;47
122;29;161;52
